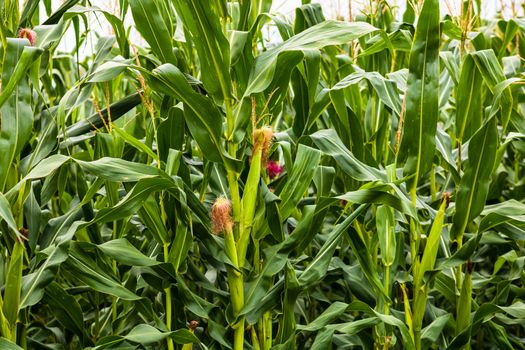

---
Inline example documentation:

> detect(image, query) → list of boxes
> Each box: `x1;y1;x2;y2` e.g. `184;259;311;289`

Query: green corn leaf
278;144;321;219
456;270;472;337
170;0;231;101
376;205;396;266
64;242;140;300
97;239;160;267
0;40;42;191
456;54;483;141
20;243;69;308
43;282;90;344
297;301;349;332
451;117;498;241
349;301;415;350
331;71;403;117
146;64;241;172
421;314;451;345
399;0;440;194
311;129;387;182
89;177;181;224
344;226;390;302
234;20;378;141
0;193;23;242
298;204;367;288
310;328;335;350
169;220;192;273
129;0;177;65
471;50;513;131
112;126;157;160
75;158;162;182
60;92;142;139
0;338;23;350
3;242;25;327
139;197;171;245
244;21;377;96
418;197;447;286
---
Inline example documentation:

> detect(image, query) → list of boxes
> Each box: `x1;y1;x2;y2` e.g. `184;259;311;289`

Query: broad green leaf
244;21;377;96
456;269;472;337
0;193;22;241
0;338;23;350
0;40;42;191
421;314;451;343
399;0;440;193
311;129;387;182
61;92;142;139
479;199;525;233
20;244;69;308
139;197;171;245
331;71;402;117
75;157;162;182
169;221;192;272
297;301;348;332
376;205;395;266
101;324;201;345
3;242;24;326
412;197;448;339
325;317;380;333
112;126;157;160
89;177;184;225
471;50;512;130
298;204;367;288
170;0;231;100
97;239;160;267
234;20;378;140
338;187;417;220
129;0;177;64
417;197;447;285
451;117;498;240
456;54;483;141
44;282;89;344
146;64;241;172
64;243;140;300
344;226;390;302
349;301;415;350
310;328;334;350
278;144;321;218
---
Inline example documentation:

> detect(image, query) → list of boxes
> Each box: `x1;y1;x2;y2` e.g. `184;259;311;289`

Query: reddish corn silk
211;197;233;234
19;28;37;46
267;161;283;179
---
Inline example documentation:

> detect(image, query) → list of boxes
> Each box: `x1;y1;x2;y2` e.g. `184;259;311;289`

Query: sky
50;0;512;53
272;0;502;20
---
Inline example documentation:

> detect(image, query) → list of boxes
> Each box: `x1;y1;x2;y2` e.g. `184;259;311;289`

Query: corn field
0;0;525;349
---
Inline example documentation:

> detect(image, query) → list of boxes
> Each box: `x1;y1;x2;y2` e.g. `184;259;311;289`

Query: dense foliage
0;0;525;349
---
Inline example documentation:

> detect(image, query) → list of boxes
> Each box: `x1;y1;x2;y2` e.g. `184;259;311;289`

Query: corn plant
0;0;524;349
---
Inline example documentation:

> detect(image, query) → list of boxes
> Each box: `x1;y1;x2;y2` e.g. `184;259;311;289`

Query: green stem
224;228;245;350
263;311;272;350
164;244;174;350
227;169;242;239
251;326;261;350
430;164;436;202
225;99;242;239
382;241;392;349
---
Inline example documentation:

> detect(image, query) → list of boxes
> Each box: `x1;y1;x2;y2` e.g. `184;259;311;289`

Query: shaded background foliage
0;0;525;349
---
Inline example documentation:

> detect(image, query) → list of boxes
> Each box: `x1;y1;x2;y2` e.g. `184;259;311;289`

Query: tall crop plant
0;0;524;349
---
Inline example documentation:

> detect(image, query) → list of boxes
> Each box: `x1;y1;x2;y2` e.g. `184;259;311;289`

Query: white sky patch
48;0;507;54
